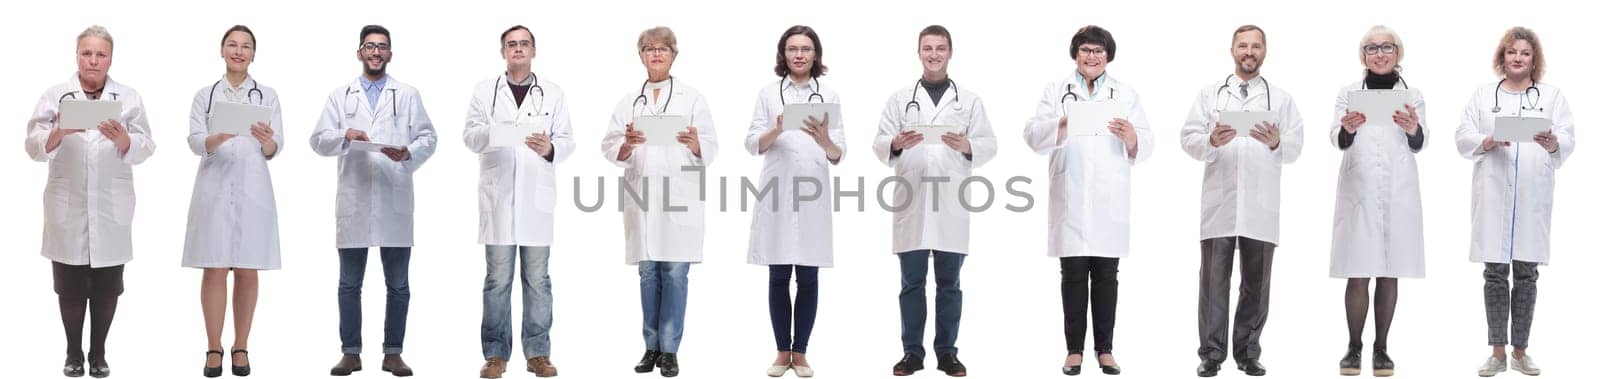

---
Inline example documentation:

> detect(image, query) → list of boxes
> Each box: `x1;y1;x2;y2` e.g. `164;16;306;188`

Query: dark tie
1239;83;1249;99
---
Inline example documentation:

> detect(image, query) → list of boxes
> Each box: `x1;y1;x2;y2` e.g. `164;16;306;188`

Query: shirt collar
360;75;388;93
1073;71;1108;97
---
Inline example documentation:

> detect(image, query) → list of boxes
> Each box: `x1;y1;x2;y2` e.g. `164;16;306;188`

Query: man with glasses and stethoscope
311;24;437;378
463;24;572;379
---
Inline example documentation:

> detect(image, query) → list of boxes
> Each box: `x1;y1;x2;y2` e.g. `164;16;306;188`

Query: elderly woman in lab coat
1328;25;1428;378
600;26;718;378
180;25;282;378
874;25;997;378
744;25;844;378
25;25;156;378
1022;25;1151;376
1458;27;1573;378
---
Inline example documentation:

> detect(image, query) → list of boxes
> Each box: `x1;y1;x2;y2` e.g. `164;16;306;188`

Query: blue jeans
639;261;690;353
338;247;411;355
898;250;965;358
769;265;819;353
482;245;553;360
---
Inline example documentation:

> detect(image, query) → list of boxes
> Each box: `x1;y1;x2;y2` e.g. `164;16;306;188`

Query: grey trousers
1485;260;1539;348
1197;236;1275;362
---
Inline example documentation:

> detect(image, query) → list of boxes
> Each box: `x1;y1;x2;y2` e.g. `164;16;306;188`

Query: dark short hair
1070;25;1116;62
918;25;952;49
774;25;826;78
360;25;390;45
501;25;534;48
221;25;256;48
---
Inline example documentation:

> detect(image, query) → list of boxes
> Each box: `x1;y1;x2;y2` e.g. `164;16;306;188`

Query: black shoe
381;354;413;377
1196;359;1222;377
330;354;362;376
1236;358;1267;376
892;354;924;376
63;355;85;378
204;350;224;378
1338;344;1361;376
231;349;252;377
936;354;967;377
655;353;679;377
87;356;110;378
633;351;660;373
1372;347;1395;377
1096;352;1120;375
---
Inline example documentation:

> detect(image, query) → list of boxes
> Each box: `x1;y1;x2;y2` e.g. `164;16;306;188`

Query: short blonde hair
77;25;114;51
1358;25;1403;70
1493;26;1544;82
637;26;677;54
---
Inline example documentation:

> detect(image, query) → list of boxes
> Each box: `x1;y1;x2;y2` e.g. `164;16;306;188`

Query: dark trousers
898;250;965;358
769;265;819;353
52;262;124;360
1196;236;1275;362
337;247;412;355
1061;257;1119;354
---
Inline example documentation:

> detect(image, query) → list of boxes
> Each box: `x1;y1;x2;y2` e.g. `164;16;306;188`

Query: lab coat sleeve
1547;90;1576;168
118;93;156;165
966;97;998;168
1276;94;1305;164
689;95;718;166
26;91;60;162
872;95;900;166
1455;94;1489;160
1127;91;1153;164
267;90;285;159
310;91;349;156
1329;89;1350;148
399;90;437;173
462;83;494;154
549;90;576;164
830;93;847;162
600;100;632;168
745;89;772;156
1408;91;1429;153
1179;89;1220;162
187;89;210;156
1023;85;1063;154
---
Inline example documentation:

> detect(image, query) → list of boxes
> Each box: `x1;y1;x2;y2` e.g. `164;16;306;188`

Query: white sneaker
766;364;791;377
1510;355;1541;376
793;364;814;378
1478;356;1506;377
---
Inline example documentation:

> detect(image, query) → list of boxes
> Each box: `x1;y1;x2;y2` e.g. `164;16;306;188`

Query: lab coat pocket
110;177;136;226
392;175;415;215
44;177;71;224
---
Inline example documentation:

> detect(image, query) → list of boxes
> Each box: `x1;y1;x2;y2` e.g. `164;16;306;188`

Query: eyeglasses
785;46;814;55
504;40;533;49
1077;47;1107;57
1363;43;1397;55
641;45;673;55
360;42;391;52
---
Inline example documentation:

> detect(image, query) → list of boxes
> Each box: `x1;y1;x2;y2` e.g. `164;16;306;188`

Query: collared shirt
1074;70;1109;98
360;75;388;109
220;75;253;104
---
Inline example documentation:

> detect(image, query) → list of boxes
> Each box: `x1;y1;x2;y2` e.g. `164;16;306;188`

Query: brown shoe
330;354;362;376
528;356;558;377
382;354;413;377
479;358;507;378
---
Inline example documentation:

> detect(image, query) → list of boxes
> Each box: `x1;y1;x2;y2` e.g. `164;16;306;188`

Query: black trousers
52;262;125;359
1196;237;1275;362
1061;257;1119;354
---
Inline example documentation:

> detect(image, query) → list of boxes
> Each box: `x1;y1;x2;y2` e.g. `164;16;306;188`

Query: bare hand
46;125;86;153
1248;122;1281;150
345;129;370;142
526;132;553;156
1210;123;1237;147
1108;118;1137;156
802;113;833;148
1480;136;1509;152
97;120;131;155
380;146;411;161
1340;111;1366;134
940;132;972;155
677;126;702;157
1393;104;1420;136
890;130;924;152
205;133;236;154
1533;130;1559;153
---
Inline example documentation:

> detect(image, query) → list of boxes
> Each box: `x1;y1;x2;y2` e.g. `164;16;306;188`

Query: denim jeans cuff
383;346;403;355
342;346;361;355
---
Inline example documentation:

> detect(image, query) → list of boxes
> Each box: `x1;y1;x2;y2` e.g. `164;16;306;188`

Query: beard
364;60;388;77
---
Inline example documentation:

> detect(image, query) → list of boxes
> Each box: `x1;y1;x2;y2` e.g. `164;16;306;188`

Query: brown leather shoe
382;354;413;377
330;354;362;376
527;356;558;377
479;358;507;378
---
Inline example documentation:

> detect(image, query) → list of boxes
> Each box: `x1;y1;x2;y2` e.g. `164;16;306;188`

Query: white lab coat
463;74;575;247
182;76;284;269
309;76;438;249
600;78;718;264
872;81;998;255
1328;79;1428;278
25;74;156;268
1178;76;1305;245
1021;75;1152;258
1454;81;1576;265
744;78;845;267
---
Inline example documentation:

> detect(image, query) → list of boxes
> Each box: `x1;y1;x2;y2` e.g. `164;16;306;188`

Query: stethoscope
204;79;265;115
490;72;546;116
632;77;674;117
57;89;119;103
1359;75;1411;90
342;85;398;118
904;78;961;122
778;76;825;105
1492;78;1542;113
1057;77;1117;115
1213;74;1272;111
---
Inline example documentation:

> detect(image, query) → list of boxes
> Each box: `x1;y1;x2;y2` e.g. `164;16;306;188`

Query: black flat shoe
87;356;110;378
655;352;679;377
892;353;924;376
204;350;224;378
634;350;660;373
63;355;85;378
1096;352;1120;375
1236;358;1266;376
936;353;967;377
1063;353;1083;376
231;349;252;376
1338;343;1361;376
1372;347;1395;377
1196;359;1222;377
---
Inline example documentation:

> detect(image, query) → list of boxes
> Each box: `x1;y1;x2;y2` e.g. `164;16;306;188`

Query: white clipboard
1065;101;1126;137
1347;89;1411;123
782;103;840;131
1493;116;1551;143
208;102;271;135
636;115;688;147
905;124;958;145
349;140;402;153
58;100;121;130
490;119;538;148
1219;111;1275;130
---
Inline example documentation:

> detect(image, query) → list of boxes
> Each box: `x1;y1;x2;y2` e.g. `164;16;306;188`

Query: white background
1;0;1594;378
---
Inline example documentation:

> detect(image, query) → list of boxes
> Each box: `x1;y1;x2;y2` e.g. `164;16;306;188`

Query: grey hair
77;25;114;51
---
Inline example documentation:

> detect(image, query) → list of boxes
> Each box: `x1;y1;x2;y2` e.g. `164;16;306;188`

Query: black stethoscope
1492;79;1542;113
343;84;398;118
1213;74;1272;111
632;77;674;116
904;78;960;120
778;76;825;105
1060;80;1117;104
491;72;546;115
58;89;119;103
204;79;265;115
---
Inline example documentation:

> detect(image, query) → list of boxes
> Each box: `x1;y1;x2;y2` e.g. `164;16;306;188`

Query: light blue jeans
639;261;690;353
481;245;553;359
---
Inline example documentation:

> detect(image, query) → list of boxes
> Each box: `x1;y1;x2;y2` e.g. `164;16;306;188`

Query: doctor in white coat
310;25;436;377
181;25;283;377
1021;25;1149;376
745;25;843;378
600;26;717;378
1459;27;1572;378
1176;25;1303;377
25;25;154;378
1329;25;1427;378
462;25;573;379
876;25;997;378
